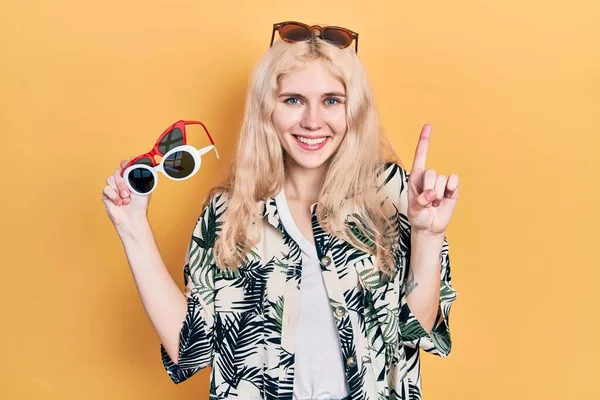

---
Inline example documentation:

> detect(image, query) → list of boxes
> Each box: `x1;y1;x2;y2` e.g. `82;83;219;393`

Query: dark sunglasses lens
279;24;311;41
127;167;154;194
163;150;195;179
158;128;184;155
135;157;153;166
322;28;352;48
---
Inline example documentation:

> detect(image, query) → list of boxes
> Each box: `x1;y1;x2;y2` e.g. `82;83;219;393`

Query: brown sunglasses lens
322;28;353;48
279;24;311;42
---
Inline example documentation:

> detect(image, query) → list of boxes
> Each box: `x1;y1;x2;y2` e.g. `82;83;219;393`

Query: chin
286;151;333;170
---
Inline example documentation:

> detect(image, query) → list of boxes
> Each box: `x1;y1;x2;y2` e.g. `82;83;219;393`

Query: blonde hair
204;37;404;278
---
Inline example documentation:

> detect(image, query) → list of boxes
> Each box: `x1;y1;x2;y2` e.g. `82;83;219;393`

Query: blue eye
284;97;299;104
325;97;341;105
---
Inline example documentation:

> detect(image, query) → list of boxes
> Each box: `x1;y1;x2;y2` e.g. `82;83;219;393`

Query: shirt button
334;306;347;317
321;256;332;266
346;356;356;368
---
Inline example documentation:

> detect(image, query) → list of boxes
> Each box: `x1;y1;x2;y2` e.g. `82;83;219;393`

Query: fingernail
121;190;128;197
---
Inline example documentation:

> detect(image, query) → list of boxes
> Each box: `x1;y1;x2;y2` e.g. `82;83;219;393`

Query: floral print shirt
160;162;458;399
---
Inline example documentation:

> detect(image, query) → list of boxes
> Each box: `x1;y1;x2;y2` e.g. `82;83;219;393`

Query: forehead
278;59;345;93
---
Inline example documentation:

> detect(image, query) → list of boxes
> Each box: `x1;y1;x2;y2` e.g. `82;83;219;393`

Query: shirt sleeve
399;234;457;357
389;163;458;357
160;193;221;383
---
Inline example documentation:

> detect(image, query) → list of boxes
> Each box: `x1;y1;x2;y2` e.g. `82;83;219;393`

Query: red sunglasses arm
183;120;216;146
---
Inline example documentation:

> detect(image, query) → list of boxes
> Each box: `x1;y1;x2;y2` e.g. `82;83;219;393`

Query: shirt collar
259;188;319;231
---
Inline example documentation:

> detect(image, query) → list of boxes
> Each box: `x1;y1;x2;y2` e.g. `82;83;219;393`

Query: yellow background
1;0;598;398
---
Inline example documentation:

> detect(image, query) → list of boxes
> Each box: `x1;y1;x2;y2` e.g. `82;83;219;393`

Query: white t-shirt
275;189;351;400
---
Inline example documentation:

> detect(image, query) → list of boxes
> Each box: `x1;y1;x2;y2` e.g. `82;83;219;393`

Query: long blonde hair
205;37;404;277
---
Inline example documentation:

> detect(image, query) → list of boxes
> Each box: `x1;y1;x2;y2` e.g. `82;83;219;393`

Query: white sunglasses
122;144;219;196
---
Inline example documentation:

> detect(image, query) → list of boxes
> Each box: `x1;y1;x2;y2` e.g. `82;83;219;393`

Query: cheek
329;109;348;135
272;104;301;133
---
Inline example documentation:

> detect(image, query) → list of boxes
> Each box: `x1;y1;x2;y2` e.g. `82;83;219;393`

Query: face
272;59;348;170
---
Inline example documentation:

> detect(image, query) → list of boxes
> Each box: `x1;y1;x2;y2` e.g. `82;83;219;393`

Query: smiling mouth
292;134;329;142
292;134;330;150
293;134;329;144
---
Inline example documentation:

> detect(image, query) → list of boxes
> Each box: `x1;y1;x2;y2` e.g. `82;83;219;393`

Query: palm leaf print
347;362;366;400
161;296;213;383
271;296;284;331
346;217;377;252
398;305;429;342
214;312;263;392
193;192;226;251
362;290;380;339
379;161;401;188
344;287;365;331
264;373;278;400
381;307;399;343
264;296;283;346
230;258;274;314
278;349;295;370
408;378;422;400
177;297;213;367
159;163;457;400
186;252;216;306
358;268;389;291
273;257;288;272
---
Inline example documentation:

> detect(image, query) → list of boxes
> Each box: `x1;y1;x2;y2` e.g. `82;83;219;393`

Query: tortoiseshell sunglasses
270;21;359;52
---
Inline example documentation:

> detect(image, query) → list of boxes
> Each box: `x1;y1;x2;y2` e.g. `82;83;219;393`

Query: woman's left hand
406;124;460;236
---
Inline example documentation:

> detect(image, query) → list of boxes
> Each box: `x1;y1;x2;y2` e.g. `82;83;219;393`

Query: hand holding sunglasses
120;120;220;196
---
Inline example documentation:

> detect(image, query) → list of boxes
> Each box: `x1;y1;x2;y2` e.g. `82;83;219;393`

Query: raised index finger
411;124;432;174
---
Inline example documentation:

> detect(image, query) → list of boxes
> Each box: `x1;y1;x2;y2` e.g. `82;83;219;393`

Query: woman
102;21;459;400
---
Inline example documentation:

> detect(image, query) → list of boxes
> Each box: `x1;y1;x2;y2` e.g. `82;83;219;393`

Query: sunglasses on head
270;21;359;52
120;120;219;196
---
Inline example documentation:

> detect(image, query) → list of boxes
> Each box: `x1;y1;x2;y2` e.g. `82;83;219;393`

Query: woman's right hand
102;158;152;230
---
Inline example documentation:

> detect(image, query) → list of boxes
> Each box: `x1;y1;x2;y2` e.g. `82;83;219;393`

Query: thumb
416;189;436;208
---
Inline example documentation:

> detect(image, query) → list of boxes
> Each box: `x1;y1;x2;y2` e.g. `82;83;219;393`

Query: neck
283;157;329;203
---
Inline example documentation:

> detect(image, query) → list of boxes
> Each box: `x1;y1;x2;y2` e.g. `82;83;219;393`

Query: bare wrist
116;217;153;241
411;228;445;239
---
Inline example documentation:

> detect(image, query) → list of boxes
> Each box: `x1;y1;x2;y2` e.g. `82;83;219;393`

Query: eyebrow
278;91;346;98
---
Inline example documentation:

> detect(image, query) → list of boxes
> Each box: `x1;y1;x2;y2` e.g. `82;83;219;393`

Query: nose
300;104;323;131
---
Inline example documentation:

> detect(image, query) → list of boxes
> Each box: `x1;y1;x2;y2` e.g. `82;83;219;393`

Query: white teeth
297;136;326;145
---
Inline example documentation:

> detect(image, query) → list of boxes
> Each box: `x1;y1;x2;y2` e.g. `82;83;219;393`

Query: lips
293;134;329;140
293;134;330;151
